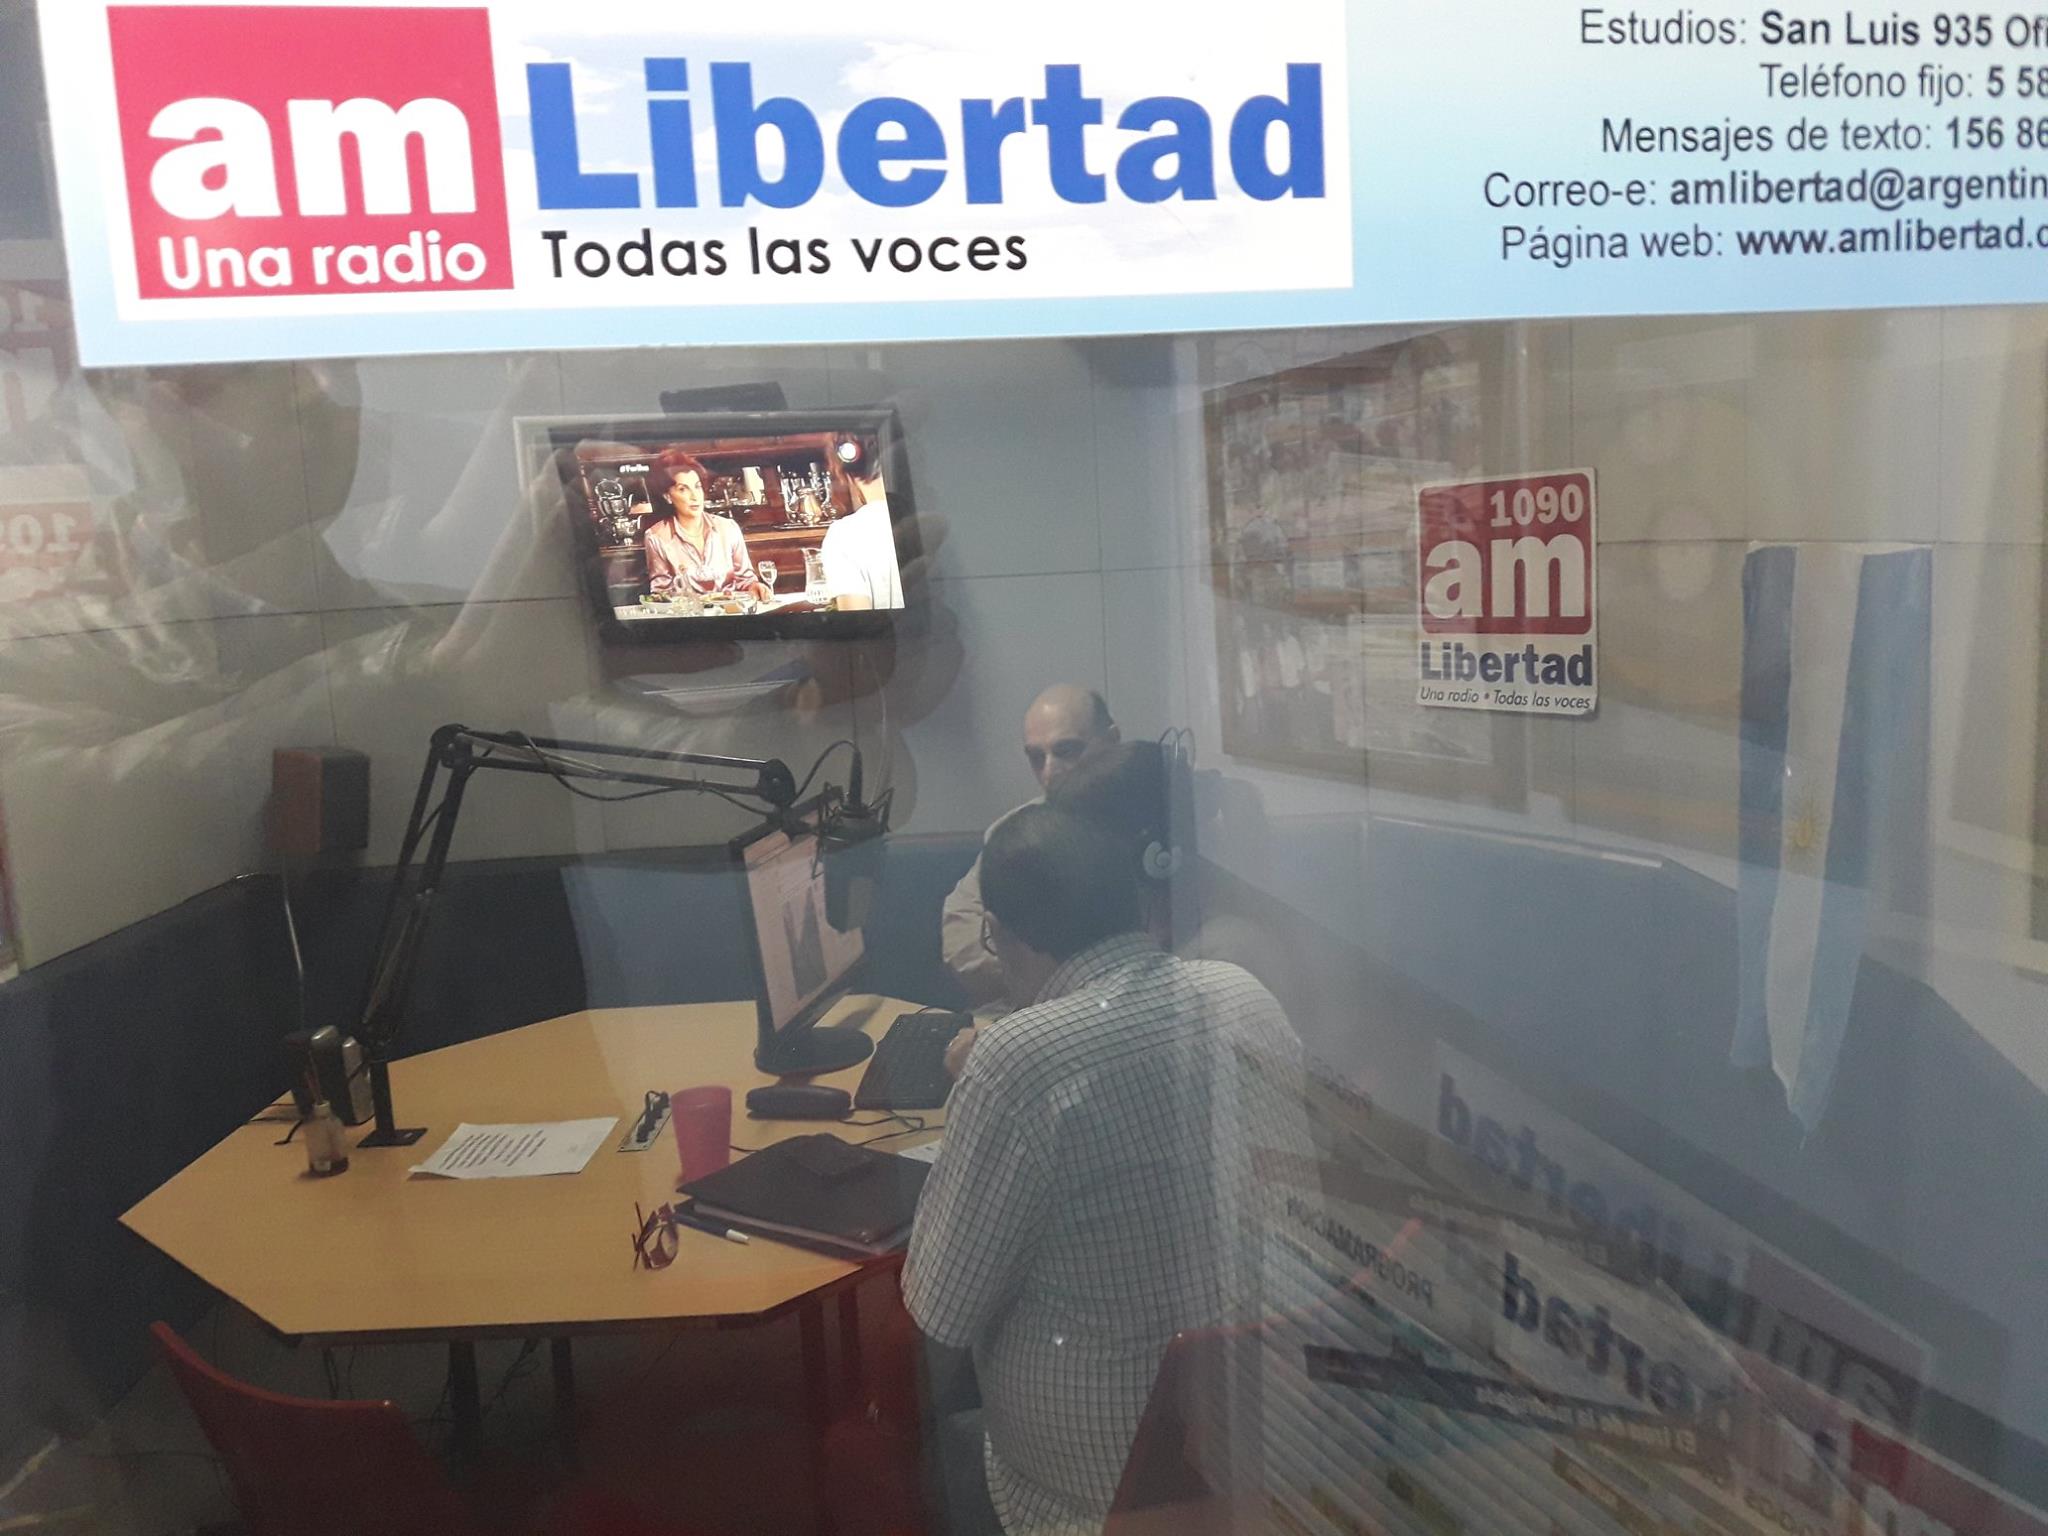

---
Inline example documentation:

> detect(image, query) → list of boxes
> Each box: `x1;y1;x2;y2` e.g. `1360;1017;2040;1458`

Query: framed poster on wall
1202;330;1530;806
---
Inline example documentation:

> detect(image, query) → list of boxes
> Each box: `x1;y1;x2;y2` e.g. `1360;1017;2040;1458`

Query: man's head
1022;684;1119;791
980;804;1141;1005
850;468;886;507
846;438;888;507
1049;738;1167;838
1048;740;1190;939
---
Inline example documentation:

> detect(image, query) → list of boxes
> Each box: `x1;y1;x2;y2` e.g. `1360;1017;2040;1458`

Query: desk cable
853;1113;930;1145
724;1110;928;1158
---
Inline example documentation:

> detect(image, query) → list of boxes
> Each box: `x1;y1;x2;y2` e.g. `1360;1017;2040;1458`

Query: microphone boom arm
352;724;804;1148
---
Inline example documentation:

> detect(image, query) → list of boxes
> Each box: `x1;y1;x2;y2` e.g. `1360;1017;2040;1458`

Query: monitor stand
756;1023;875;1078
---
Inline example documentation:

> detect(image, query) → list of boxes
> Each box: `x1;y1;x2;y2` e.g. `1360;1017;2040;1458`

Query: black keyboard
854;1012;972;1111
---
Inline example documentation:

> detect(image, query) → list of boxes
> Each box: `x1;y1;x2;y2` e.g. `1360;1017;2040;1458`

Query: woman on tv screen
637;450;771;603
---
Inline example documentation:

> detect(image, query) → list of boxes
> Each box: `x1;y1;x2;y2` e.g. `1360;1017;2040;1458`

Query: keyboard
854;1012;972;1111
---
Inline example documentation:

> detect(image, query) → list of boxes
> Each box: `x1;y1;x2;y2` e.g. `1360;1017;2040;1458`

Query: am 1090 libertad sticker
1416;469;1597;719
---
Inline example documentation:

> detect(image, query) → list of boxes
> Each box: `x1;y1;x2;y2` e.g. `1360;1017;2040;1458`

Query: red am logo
1416;471;1596;638
108;6;512;299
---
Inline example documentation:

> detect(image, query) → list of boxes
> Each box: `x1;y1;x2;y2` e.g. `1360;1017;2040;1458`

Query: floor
0;1295;856;1535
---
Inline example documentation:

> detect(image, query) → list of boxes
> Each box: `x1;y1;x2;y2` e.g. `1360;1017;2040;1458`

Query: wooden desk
124;995;943;1449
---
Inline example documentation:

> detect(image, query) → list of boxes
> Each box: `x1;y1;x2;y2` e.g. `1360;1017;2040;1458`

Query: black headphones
1141;730;1198;883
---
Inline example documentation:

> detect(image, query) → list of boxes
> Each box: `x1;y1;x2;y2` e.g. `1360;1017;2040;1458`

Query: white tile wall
131;363;324;620
307;354;568;611
319;599;604;866
571;652;863;854
888;571;1107;838
1745;311;1944;544
1940;306;2048;546
0;619;227;742
2;614;331;961
1570;317;1752;546
1104;565;1193;743
1088;336;1201;576
1474;321;1576;478
7;368;303;639
1927;542;2044;939
844;341;1103;584
557;346;836;417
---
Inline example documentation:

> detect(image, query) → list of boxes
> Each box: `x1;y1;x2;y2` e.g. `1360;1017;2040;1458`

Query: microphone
820;748;887;932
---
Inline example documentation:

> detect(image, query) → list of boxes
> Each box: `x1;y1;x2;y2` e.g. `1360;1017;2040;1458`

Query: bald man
941;685;1120;1005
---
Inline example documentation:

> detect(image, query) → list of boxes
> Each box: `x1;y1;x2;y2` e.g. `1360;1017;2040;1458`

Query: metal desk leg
799;1299;835;1536
449;1342;481;1452
551;1337;580;1469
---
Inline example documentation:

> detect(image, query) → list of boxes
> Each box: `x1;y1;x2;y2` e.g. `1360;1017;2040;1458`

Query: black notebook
679;1134;930;1258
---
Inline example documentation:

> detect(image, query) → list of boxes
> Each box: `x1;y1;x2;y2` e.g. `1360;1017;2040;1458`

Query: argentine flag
1735;544;1931;1136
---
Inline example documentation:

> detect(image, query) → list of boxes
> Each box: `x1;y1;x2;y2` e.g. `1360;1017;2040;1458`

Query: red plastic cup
671;1086;732;1186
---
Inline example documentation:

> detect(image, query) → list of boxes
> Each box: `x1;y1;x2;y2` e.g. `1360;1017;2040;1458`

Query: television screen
536;408;916;641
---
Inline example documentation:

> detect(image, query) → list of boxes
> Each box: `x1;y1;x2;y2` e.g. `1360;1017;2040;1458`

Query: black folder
678;1134;930;1258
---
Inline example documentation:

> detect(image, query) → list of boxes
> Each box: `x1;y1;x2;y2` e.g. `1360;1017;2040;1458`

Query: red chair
1103;1323;1254;1536
152;1322;485;1536
150;1323;697;1536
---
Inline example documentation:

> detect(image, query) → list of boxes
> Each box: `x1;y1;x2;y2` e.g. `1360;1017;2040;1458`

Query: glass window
5;6;2048;1536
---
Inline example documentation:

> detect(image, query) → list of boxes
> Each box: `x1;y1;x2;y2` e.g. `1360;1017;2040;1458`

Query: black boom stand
352;724;808;1148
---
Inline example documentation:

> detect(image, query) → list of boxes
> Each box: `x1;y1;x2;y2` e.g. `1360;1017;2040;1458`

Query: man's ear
987;913;1035;965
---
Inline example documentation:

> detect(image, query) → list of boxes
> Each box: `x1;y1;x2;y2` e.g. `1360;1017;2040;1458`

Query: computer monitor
735;811;875;1075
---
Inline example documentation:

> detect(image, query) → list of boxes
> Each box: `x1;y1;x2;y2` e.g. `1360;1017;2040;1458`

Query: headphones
1140;730;1197;883
1141;838;1181;882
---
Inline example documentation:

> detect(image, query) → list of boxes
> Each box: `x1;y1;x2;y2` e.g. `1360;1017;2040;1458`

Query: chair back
150;1322;483;1536
1107;1313;1315;1536
1107;1326;1237;1535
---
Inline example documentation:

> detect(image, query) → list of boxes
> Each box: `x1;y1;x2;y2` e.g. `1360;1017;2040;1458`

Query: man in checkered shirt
904;804;1310;1535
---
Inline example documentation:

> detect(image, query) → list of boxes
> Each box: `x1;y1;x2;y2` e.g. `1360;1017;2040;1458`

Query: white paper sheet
894;1139;943;1166
411;1119;618;1180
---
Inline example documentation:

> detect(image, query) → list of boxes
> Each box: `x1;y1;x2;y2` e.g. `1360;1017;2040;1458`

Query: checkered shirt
903;933;1309;1536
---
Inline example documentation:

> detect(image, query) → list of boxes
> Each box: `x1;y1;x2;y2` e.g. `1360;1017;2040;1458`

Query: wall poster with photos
1204;332;1527;803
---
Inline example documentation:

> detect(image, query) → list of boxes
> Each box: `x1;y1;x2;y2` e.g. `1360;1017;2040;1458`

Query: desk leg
837;1288;862;1404
449;1342;481;1453
551;1337;580;1469
799;1299;835;1536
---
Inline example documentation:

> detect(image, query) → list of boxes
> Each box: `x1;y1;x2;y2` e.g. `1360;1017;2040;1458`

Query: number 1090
1489;483;1586;528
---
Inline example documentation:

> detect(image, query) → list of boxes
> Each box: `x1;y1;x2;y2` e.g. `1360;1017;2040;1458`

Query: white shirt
903;935;1309;1534
820;497;904;610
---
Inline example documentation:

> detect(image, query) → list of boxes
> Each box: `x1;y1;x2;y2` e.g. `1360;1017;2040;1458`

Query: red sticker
1416;470;1596;638
1415;470;1598;716
109;6;513;300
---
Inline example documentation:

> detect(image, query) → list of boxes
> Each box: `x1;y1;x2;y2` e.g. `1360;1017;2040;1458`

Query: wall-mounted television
538;408;919;642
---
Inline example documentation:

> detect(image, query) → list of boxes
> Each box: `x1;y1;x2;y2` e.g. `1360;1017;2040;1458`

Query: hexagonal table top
124;996;941;1342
